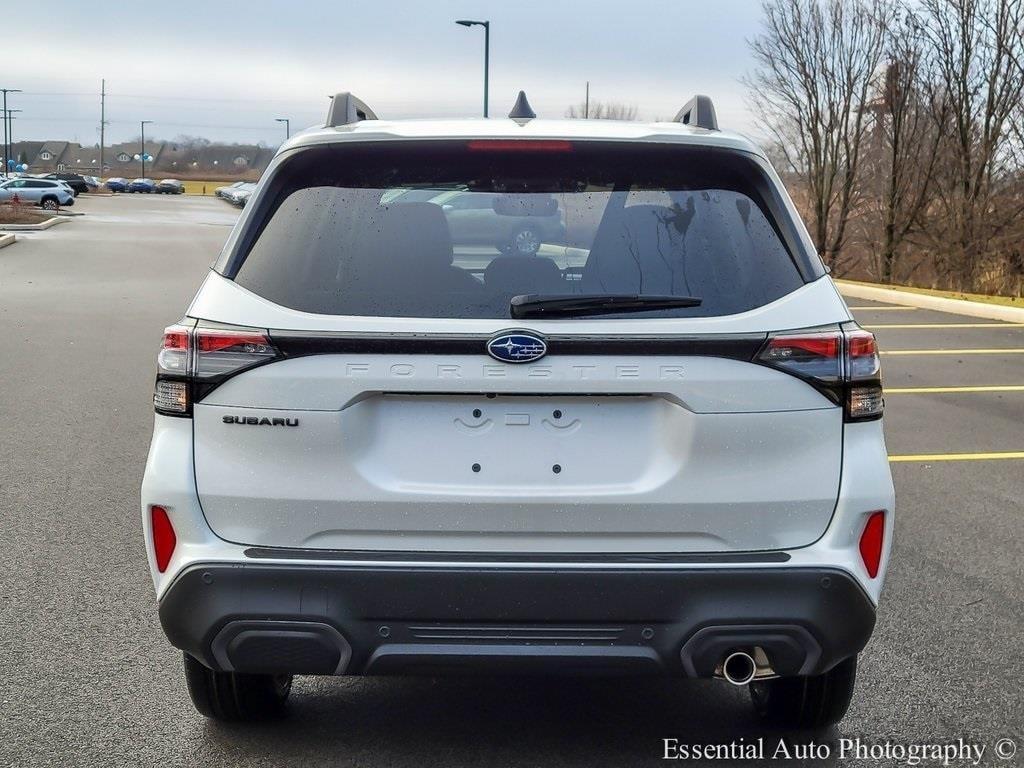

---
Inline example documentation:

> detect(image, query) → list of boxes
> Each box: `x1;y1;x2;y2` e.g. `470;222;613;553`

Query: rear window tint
231;142;816;319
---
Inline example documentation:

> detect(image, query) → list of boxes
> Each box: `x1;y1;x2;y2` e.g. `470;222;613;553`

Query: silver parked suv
142;92;894;727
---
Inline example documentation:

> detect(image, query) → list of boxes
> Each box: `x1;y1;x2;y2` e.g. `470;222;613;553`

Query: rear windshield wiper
510;293;703;319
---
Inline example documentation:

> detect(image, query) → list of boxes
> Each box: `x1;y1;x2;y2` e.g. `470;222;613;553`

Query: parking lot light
455;19;490;117
140;120;153;178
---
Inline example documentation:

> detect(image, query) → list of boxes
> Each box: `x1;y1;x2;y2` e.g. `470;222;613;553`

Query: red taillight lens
150;505;176;573
157;324;190;374
467;139;573;152
757;331;843;395
859;511;886;578
193;328;277;377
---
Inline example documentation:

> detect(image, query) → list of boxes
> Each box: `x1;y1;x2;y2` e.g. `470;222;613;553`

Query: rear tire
749;655;857;730
182;652;292;721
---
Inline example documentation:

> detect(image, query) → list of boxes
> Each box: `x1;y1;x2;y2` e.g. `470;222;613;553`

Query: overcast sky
3;0;767;147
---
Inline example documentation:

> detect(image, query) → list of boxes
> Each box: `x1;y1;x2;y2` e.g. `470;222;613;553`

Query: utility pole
1;87;22;175
3;108;22;172
585;82;590;119
100;79;107;175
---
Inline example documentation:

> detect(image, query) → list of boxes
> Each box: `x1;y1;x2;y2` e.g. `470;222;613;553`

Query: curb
836;280;1024;323
0;233;15;249
0;216;67;232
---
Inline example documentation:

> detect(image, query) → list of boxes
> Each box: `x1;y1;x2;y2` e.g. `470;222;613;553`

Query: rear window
230;141;818;319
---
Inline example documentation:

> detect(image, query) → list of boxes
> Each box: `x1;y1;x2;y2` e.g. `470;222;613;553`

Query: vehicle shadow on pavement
200;675;843;766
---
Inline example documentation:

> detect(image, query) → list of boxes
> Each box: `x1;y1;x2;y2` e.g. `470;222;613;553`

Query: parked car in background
106;178;129;192
128;178;157;193
215;181;246;199
82;175;101;191
157;179;185;194
42;173;89;196
0;177;75;209
222;182;256;206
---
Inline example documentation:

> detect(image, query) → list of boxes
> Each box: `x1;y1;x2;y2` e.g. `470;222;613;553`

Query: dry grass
180;180;242;196
0;204;50;224
837;279;1024;307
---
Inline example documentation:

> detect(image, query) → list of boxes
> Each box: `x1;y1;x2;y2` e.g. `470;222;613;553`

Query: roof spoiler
326;92;378;127
674;95;718;131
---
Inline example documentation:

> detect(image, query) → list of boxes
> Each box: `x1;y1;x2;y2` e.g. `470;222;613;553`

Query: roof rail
674;95;718;131
326;93;378;128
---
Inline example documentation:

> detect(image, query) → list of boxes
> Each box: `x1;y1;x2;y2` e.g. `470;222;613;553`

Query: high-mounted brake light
757;325;883;421
153;322;280;417
150;505;176;573
467;139;573;152
859;511;886;578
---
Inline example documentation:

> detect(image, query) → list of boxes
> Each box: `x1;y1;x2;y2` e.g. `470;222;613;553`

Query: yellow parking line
865;323;1024;329
886;385;1024;394
848;305;917;311
889;451;1024;462
882;348;1024;355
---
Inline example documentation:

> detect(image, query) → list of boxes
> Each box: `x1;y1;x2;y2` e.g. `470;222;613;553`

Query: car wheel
40;198;59;211
508;226;542;256
182;652;292;721
749;655;857;730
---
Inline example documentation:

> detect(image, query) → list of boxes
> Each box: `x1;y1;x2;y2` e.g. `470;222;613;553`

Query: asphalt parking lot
1;195;1021;766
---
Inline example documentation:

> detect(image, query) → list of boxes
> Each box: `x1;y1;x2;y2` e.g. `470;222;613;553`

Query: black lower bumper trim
159;564;875;678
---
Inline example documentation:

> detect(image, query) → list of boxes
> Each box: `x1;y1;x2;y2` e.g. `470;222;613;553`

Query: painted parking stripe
847;303;921;309
889;451;1024;462
865;322;1024;329
886;385;1024;394
882;348;1024;356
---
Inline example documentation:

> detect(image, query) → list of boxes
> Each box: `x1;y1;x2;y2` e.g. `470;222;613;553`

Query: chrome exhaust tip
722;651;757;686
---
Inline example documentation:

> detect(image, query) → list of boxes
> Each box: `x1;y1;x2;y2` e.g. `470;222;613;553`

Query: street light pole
275;118;290;140
1;87;22;174
140;120;152;178
455;20;490;117
5;110;22;168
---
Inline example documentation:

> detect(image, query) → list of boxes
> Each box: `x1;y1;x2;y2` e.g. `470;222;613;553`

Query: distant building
8;139;273;177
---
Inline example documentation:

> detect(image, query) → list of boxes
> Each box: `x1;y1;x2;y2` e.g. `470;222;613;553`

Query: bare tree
860;10;946;282
746;0;893;271
920;0;1024;289
566;101;638;120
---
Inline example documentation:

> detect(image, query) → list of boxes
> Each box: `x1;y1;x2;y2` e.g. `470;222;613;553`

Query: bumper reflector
859;511;885;579
151;505;177;573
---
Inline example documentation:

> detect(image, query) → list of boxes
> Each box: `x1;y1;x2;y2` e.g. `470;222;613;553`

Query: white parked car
0;177;75;209
142;92;894;726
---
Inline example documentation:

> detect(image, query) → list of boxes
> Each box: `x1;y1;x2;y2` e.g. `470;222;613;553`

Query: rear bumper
159;563;875;678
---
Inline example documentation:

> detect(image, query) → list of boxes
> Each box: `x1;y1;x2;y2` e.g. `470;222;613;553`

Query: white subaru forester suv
142;92;894;727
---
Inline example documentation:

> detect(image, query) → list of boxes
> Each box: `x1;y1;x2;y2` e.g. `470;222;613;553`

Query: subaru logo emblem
486;331;547;363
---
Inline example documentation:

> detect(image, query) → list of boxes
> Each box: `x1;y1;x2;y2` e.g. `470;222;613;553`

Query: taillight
150;505;176;573
153;321;280;416
844;328;883;420
858;511;886;578
757;325;883;421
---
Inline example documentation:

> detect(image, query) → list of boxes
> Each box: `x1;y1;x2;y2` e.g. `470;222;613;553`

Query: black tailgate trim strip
268;331;766;360
243;547;791;564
